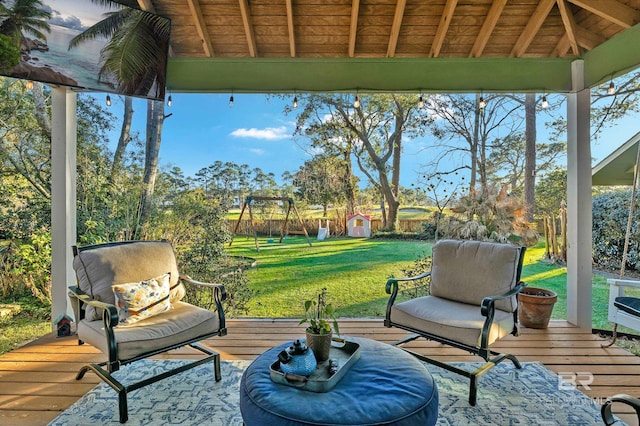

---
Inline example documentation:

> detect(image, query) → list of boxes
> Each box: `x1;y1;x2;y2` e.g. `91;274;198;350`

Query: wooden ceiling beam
239;0;258;57
469;0;507;58
430;0;458;58
286;0;296;57
510;0;556;58
556;0;579;56
567;0;640;29
186;0;214;57
553;24;606;56
387;0;407;57
349;0;361;58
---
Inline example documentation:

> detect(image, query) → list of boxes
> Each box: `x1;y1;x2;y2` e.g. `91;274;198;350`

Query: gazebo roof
143;0;640;92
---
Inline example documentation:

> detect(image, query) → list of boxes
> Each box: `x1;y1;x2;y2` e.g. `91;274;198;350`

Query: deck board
0;319;639;426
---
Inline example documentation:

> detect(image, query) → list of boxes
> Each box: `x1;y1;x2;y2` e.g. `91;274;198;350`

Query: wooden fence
227;218;426;237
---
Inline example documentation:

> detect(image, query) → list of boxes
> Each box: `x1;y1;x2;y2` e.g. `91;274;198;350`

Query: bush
592;189;640;271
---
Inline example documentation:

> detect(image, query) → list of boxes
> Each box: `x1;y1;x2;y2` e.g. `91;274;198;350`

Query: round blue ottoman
240;336;438;425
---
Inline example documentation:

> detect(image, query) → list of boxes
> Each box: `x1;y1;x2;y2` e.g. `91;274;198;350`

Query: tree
424;94;522;197
292;94;430;230
0;0;50;47
293;155;350;217
68;0;169;99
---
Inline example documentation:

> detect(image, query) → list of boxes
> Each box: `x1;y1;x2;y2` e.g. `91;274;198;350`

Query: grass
0;299;50;355
228;236;430;318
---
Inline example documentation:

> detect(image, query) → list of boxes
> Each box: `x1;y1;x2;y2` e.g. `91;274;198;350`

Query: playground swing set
229;196;312;251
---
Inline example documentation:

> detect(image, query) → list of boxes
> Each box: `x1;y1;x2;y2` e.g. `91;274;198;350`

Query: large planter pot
305;330;332;362
518;287;558;329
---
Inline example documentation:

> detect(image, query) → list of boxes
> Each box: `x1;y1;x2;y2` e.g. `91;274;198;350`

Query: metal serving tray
270;337;361;393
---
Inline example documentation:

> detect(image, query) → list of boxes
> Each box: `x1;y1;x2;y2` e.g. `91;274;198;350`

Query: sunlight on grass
523;267;567;282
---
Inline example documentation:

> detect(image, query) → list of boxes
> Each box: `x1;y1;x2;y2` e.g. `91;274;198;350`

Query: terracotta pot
518;287;558;329
305;330;332;362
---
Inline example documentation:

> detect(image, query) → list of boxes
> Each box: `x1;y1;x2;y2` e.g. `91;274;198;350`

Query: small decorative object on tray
300;288;340;362
270;337;360;392
277;339;317;376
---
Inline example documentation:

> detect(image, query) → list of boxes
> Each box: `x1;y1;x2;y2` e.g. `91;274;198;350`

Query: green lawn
229;237;626;332
228;236;431;318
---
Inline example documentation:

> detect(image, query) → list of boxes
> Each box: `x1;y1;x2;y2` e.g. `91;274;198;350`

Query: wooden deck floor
1;319;639;426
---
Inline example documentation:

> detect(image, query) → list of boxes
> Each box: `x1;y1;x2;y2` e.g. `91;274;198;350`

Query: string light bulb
608;81;615;95
293;96;298;109
353;95;360;108
478;96;486;109
541;95;548;109
25;80;34;90
418;95;424;108
106;95;111;107
229;94;234;107
167;95;172;107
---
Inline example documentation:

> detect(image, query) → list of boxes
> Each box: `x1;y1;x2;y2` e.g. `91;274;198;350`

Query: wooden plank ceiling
147;0;640;60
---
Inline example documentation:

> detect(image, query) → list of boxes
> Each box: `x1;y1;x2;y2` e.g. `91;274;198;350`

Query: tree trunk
133;99;165;239
343;145;357;216
110;96;134;183
470;94;480;197
524;93;536;222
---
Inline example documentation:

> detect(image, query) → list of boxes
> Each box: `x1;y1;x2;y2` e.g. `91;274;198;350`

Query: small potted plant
300;288;340;362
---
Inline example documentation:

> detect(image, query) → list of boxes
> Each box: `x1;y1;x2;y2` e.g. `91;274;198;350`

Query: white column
50;88;77;329
566;60;592;329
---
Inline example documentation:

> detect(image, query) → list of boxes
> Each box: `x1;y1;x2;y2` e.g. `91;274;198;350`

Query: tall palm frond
68;5;169;99
0;0;50;41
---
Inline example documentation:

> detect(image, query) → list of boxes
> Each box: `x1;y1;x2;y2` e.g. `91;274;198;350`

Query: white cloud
230;126;289;140
249;148;266;155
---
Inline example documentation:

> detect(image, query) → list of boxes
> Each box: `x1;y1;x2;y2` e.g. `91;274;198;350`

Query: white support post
50;88;77;330
566;60;592;330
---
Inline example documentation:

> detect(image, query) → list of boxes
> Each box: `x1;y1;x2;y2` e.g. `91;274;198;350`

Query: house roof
592;131;640;186
143;0;640;93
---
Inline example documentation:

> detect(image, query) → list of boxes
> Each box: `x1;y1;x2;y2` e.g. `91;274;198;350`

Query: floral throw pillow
113;273;172;326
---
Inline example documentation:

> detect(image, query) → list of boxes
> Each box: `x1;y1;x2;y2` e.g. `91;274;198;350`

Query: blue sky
104;93;640;189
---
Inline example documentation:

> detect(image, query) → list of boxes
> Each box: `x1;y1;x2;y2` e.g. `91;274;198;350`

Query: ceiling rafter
553;24;607;56
186;0;214;57
348;0;361;58
430;0;458;58
510;0;556;58
238;0;258;57
556;0;579;55
568;0;640;28
286;0;296;57
387;0;407;57
469;0;507;58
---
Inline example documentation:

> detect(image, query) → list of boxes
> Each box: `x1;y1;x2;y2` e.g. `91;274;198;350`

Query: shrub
592;189;640;271
438;185;538;246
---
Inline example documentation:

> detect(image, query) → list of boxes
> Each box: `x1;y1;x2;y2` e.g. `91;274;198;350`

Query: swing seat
607;279;640;333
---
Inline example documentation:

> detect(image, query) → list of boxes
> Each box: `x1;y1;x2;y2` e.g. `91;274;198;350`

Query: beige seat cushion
431;240;521;313
77;302;220;361
73;241;186;321
390;295;515;348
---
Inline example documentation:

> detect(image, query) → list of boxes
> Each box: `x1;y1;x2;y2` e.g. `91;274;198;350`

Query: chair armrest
601;394;640;426
481;282;528;316
385;271;431;294
180;275;227;301
608;279;640;289
68;286;119;328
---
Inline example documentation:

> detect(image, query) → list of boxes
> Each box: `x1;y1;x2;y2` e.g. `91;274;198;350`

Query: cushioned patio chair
385;239;527;405
68;240;227;423
602;394;640;425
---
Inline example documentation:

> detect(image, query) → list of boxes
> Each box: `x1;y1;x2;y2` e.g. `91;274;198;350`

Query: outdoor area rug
49;359;610;425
